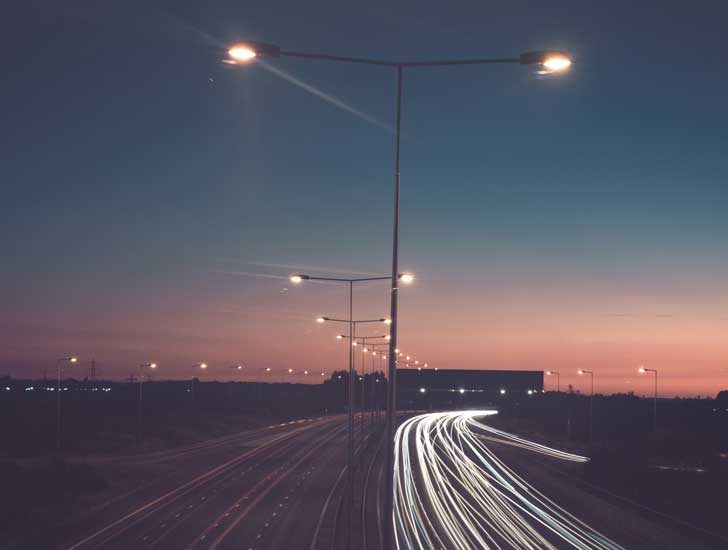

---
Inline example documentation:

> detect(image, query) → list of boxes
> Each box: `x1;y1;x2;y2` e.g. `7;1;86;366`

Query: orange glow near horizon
3;269;727;398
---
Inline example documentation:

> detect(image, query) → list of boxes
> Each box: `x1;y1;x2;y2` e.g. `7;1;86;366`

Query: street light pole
191;363;207;403
578;369;594;444
137;362;157;447
230;44;571;548
639;366;658;431
56;356;78;451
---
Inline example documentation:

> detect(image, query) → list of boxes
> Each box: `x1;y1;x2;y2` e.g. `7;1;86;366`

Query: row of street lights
291;272;411;546
53;357;333;450
228;39;572;548
545;366;660;443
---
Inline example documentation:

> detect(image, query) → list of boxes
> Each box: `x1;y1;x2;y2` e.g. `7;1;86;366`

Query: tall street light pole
578;369;594;445
137;362;157;447
230;44;572;548
639;366;658;431
291;273;409;547
56;356;78;451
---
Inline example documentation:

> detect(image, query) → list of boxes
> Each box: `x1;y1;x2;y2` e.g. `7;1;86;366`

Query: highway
6;415;356;550
8;410;721;549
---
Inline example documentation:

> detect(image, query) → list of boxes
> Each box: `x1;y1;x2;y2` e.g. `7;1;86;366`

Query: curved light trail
394;411;624;550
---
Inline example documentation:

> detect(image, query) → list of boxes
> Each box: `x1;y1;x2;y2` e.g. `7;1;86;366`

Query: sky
2;0;728;396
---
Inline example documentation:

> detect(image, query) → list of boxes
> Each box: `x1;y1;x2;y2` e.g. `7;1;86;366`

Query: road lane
54;415;345;550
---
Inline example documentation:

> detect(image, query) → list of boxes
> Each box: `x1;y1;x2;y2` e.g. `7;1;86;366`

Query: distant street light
546;370;561;392
191;363;207;402
638;366;658;431
578;369;595;444
137;362;157;447
56;356;78;450
231;42;572;549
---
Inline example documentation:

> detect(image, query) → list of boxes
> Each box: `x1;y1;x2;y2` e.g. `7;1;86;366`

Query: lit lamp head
150;363;157;369
200;363;208;370
69;357;78;363
288;368;293;373
520;50;572;74
290;274;310;284
316;317;326;324
227;42;281;63
398;272;415;284
382;318;392;325
638;366;646;374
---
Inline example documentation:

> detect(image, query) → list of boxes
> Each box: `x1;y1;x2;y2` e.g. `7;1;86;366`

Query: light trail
393;411;624;550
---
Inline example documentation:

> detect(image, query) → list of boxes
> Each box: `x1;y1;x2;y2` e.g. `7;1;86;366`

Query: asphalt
5;415;368;550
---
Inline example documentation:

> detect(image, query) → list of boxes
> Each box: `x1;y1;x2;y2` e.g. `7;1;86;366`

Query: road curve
394;410;623;550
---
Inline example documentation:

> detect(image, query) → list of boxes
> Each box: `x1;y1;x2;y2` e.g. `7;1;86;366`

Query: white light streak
393;411;621;550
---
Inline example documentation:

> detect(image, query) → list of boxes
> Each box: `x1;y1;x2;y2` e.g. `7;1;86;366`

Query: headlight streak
393;411;624;550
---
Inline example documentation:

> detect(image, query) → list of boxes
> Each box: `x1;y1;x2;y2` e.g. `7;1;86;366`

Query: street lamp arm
281;51;527;68
401;57;520;67
281;50;396;66
293;274;392;283
321;317;388;324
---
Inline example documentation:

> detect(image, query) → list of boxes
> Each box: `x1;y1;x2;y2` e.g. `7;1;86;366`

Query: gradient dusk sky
2;1;728;396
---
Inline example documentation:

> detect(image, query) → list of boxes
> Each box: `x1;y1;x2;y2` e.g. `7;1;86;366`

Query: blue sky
2;0;728;394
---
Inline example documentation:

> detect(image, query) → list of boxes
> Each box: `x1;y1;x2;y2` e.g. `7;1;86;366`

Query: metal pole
384;64;403;550
137;368;143;447
653;371;658;432
56;361;62;451
347;281;354;550
557;372;560;393
589;373;594;445
360;346;365;446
